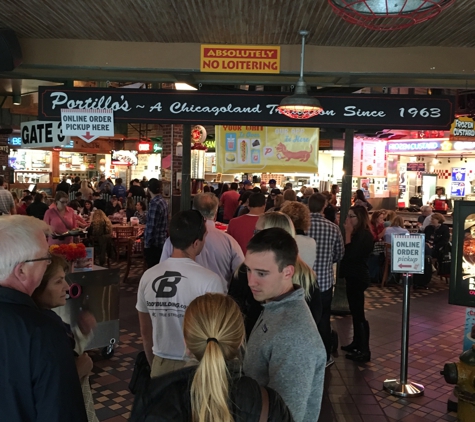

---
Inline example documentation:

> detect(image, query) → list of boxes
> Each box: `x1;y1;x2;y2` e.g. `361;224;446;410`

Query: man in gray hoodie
243;228;326;422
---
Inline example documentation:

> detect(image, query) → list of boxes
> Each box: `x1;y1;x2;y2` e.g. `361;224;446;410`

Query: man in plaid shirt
0;176;16;215
144;178;169;269
308;193;344;367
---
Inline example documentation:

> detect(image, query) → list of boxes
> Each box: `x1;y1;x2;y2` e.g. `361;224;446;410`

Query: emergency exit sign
391;234;425;274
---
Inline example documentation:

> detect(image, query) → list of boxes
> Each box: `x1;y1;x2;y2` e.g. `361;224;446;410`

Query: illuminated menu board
353;139;387;177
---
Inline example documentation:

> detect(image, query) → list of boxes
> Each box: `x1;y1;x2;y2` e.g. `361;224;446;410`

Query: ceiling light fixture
12;94;21;105
328;0;455;31
277;30;323;120
175;83;197;91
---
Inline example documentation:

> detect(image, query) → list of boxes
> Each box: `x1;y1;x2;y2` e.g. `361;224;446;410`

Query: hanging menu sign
406;163;426;172
38;87;455;130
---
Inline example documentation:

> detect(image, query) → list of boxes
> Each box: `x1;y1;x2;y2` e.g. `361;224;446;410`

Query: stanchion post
384;234;425;397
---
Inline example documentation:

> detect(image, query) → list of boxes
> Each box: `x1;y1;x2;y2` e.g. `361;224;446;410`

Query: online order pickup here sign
60;109;114;143
391;234;425;274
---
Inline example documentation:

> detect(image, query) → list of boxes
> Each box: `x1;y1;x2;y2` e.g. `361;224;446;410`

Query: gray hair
420;205;432;214
193;193;219;220
0;216;51;281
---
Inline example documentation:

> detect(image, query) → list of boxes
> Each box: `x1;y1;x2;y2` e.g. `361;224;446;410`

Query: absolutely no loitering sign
61;108;114;143
391;234;425;274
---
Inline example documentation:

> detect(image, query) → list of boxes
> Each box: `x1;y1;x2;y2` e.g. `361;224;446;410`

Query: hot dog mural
216;126;319;173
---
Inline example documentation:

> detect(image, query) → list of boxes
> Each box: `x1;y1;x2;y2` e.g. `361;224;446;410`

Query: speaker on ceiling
0;30;22;72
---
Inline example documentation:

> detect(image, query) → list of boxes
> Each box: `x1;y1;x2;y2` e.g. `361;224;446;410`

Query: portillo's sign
37;87;455;130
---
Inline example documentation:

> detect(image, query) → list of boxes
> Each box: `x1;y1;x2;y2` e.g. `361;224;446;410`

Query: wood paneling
0;0;472;48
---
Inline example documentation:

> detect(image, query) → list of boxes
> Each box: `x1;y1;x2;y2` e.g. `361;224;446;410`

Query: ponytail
184;293;244;422
190;342;232;422
293;256;318;300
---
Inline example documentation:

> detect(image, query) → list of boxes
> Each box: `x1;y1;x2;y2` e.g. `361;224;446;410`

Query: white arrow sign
391;233;425;274
61;108;114;143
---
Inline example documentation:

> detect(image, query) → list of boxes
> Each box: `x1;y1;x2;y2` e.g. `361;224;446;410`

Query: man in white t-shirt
160;192;243;291
136;210;225;378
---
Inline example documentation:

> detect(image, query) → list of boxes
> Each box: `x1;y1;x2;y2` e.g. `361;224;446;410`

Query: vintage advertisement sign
450;116;475;141
38;87;455;129
216;125;319;173
21;121;71;148
391;233;425;274
200;44;280;73
451;167;467;197
60;108;114;143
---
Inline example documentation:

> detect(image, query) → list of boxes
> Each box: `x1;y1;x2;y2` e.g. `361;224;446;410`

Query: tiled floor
89;260;465;421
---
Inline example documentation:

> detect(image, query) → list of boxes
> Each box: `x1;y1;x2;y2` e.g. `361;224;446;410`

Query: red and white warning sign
60;109;114;143
391;233;425;274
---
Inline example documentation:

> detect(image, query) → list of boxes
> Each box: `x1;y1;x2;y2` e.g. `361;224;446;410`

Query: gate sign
60;108;114;143
21;121;71;148
391;233;425;274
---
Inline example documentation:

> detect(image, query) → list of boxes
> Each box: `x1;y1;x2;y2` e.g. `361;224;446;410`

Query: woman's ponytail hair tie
207;337;219;344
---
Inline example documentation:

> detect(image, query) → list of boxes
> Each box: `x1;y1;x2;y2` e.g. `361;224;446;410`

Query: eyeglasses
347;214;357;218
58;200;68;204
24;252;52;264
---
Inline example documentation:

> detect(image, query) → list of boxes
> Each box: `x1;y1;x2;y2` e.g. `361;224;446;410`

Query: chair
113;226;135;264
123;237;147;283
381;243;391;287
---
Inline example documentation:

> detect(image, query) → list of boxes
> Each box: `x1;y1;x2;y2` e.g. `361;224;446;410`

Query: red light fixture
277;30;323;120
328;0;455;31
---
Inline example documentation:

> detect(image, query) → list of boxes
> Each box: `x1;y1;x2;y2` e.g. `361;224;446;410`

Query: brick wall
162;124;183;195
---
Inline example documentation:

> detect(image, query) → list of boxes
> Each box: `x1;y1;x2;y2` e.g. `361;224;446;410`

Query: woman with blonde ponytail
130;293;293;422
228;212;322;339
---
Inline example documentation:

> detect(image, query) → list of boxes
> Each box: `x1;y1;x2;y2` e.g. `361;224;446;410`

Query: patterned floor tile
87;260;464;421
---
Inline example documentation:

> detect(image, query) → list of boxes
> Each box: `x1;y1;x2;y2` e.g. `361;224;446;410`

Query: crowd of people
0;174;451;422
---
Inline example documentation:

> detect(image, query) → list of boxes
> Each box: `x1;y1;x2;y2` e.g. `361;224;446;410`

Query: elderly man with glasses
0;215;87;422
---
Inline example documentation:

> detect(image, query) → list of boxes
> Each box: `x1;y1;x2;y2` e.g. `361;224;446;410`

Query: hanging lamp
277;30;323;120
328;0;455;31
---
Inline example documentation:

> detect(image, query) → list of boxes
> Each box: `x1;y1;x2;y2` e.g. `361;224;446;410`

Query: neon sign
138;142;151;152
387;142;441;152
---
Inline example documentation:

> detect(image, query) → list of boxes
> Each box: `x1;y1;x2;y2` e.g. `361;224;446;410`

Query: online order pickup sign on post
60;109;114;143
391;233;425;274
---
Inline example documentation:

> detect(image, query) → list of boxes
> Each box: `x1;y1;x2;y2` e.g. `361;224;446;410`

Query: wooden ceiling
0;0;472;48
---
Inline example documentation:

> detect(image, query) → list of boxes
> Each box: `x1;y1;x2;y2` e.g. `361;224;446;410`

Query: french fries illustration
240;140;247;162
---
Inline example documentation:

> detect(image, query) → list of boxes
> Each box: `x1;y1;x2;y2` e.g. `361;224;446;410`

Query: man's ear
282;264;295;280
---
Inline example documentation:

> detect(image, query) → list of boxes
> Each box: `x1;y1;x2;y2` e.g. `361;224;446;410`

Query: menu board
352;139;387;177
451;167;467;197
406;162;426;172
216;126;319;173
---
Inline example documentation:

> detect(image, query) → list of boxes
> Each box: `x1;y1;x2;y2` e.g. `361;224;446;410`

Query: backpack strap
259;386;269;422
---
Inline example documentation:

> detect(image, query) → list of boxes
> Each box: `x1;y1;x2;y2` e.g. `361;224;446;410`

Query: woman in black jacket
340;206;375;362
424;212;450;260
130;294;293;422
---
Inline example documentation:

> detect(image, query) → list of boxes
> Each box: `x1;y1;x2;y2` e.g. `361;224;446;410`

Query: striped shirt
144;195;169;249
308;213;345;292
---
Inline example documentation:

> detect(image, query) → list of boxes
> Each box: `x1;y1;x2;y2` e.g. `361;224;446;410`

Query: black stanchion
383;272;425;397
